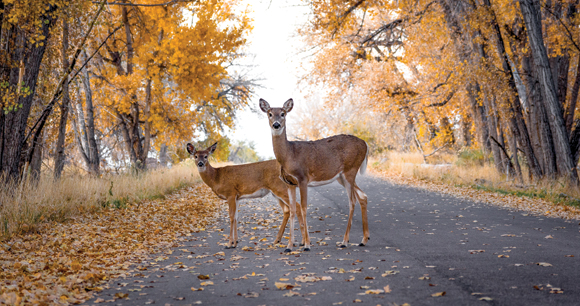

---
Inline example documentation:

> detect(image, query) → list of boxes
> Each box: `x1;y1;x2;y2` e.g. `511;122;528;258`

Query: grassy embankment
370;150;580;211
0;160;201;240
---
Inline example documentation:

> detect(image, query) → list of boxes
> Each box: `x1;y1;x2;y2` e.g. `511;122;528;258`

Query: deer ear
208;142;218;154
186;143;196;155
283;98;294;112
259;98;270;113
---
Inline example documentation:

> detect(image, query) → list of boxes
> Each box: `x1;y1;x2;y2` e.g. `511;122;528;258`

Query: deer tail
359;142;369;175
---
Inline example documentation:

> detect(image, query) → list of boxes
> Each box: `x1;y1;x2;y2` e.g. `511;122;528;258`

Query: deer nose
197;162;204;167
273;122;281;129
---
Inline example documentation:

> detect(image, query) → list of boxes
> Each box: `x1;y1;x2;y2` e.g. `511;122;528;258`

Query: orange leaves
0;183;221;304
90;0;252;148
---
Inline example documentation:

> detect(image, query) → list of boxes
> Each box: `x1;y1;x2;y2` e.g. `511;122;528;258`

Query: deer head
259;98;294;136
186;142;217;172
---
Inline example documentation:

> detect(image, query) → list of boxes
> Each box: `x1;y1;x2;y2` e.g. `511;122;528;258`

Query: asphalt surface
87;175;580;306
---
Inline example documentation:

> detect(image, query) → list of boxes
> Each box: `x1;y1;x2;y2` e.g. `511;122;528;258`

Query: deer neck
199;163;218;187
271;129;292;165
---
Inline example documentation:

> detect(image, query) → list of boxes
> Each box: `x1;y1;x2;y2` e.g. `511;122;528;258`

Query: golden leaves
0;183;221;304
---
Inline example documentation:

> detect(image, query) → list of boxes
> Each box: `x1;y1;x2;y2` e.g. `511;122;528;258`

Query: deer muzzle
272;122;281;129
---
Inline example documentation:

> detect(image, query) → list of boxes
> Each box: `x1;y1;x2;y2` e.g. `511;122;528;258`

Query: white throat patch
271;126;285;136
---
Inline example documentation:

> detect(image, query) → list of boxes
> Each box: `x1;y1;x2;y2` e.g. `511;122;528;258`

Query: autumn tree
300;0;580;185
89;0;251;171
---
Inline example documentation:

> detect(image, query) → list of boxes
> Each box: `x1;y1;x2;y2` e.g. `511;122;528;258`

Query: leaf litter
0;184;221;305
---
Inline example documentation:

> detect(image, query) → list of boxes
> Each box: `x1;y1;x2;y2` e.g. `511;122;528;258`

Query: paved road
88;175;580;306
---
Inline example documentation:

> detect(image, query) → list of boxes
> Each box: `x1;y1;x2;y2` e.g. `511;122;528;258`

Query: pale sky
229;0;310;159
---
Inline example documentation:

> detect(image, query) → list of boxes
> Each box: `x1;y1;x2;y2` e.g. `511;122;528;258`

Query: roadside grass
0;160;201;240
371;150;580;213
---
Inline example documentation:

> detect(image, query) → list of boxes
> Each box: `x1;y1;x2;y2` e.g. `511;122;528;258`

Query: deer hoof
284;248;292;253
225;246;231;249
303;247;310;252
339;244;347;248
358;243;365;247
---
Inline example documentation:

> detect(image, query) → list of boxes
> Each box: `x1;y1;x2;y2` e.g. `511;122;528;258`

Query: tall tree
518;0;579;184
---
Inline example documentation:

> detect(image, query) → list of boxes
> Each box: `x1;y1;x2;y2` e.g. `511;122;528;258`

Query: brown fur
187;143;304;249
260;98;369;250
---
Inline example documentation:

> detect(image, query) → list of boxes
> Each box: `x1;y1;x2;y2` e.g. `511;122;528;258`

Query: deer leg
226;197;237;249
354;183;370;246
339;174;356;248
296;199;306;247
275;199;289;245
285;186;298;252
298;182;311;251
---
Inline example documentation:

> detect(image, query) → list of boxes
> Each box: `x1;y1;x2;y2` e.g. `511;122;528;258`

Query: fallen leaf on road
275;282;294;290
243;292;259;298
549;288;563;294
536;262;552;267
384;285;391;293
353;299;362;303
200;281;213;286
114;292;128;299
197;275;210;280
431;291;446;297
498;254;509;258
283;290;300;297
382;270;399;277
479;297;493;301
365;289;384;294
469;250;485;254
190;287;204;291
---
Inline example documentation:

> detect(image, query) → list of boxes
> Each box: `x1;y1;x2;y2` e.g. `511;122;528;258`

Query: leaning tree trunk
54;17;70;179
519;0;579;185
483;0;543;180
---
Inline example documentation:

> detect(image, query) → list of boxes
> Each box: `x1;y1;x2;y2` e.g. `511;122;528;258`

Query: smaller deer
186;142;305;249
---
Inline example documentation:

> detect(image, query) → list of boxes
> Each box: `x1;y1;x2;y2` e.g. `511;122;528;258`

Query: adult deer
186;142;305;249
259;98;369;252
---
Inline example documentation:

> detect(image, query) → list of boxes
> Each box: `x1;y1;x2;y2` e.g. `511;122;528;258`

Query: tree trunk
525;55;558;178
509;129;523;184
482;0;543;179
80;50;100;175
519;0;579;184
566;54;580;134
480;91;506;174
30;129;44;182
0;7;56;182
54;17;70;179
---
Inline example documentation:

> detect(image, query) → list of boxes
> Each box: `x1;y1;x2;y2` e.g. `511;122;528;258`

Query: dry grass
371;150;580;211
0;160;201;240
379;151;502;186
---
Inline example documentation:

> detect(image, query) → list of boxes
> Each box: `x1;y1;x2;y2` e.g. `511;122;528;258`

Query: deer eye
281;112;285;117
194;155;197;159
269;113;272;117
204;155;208;159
